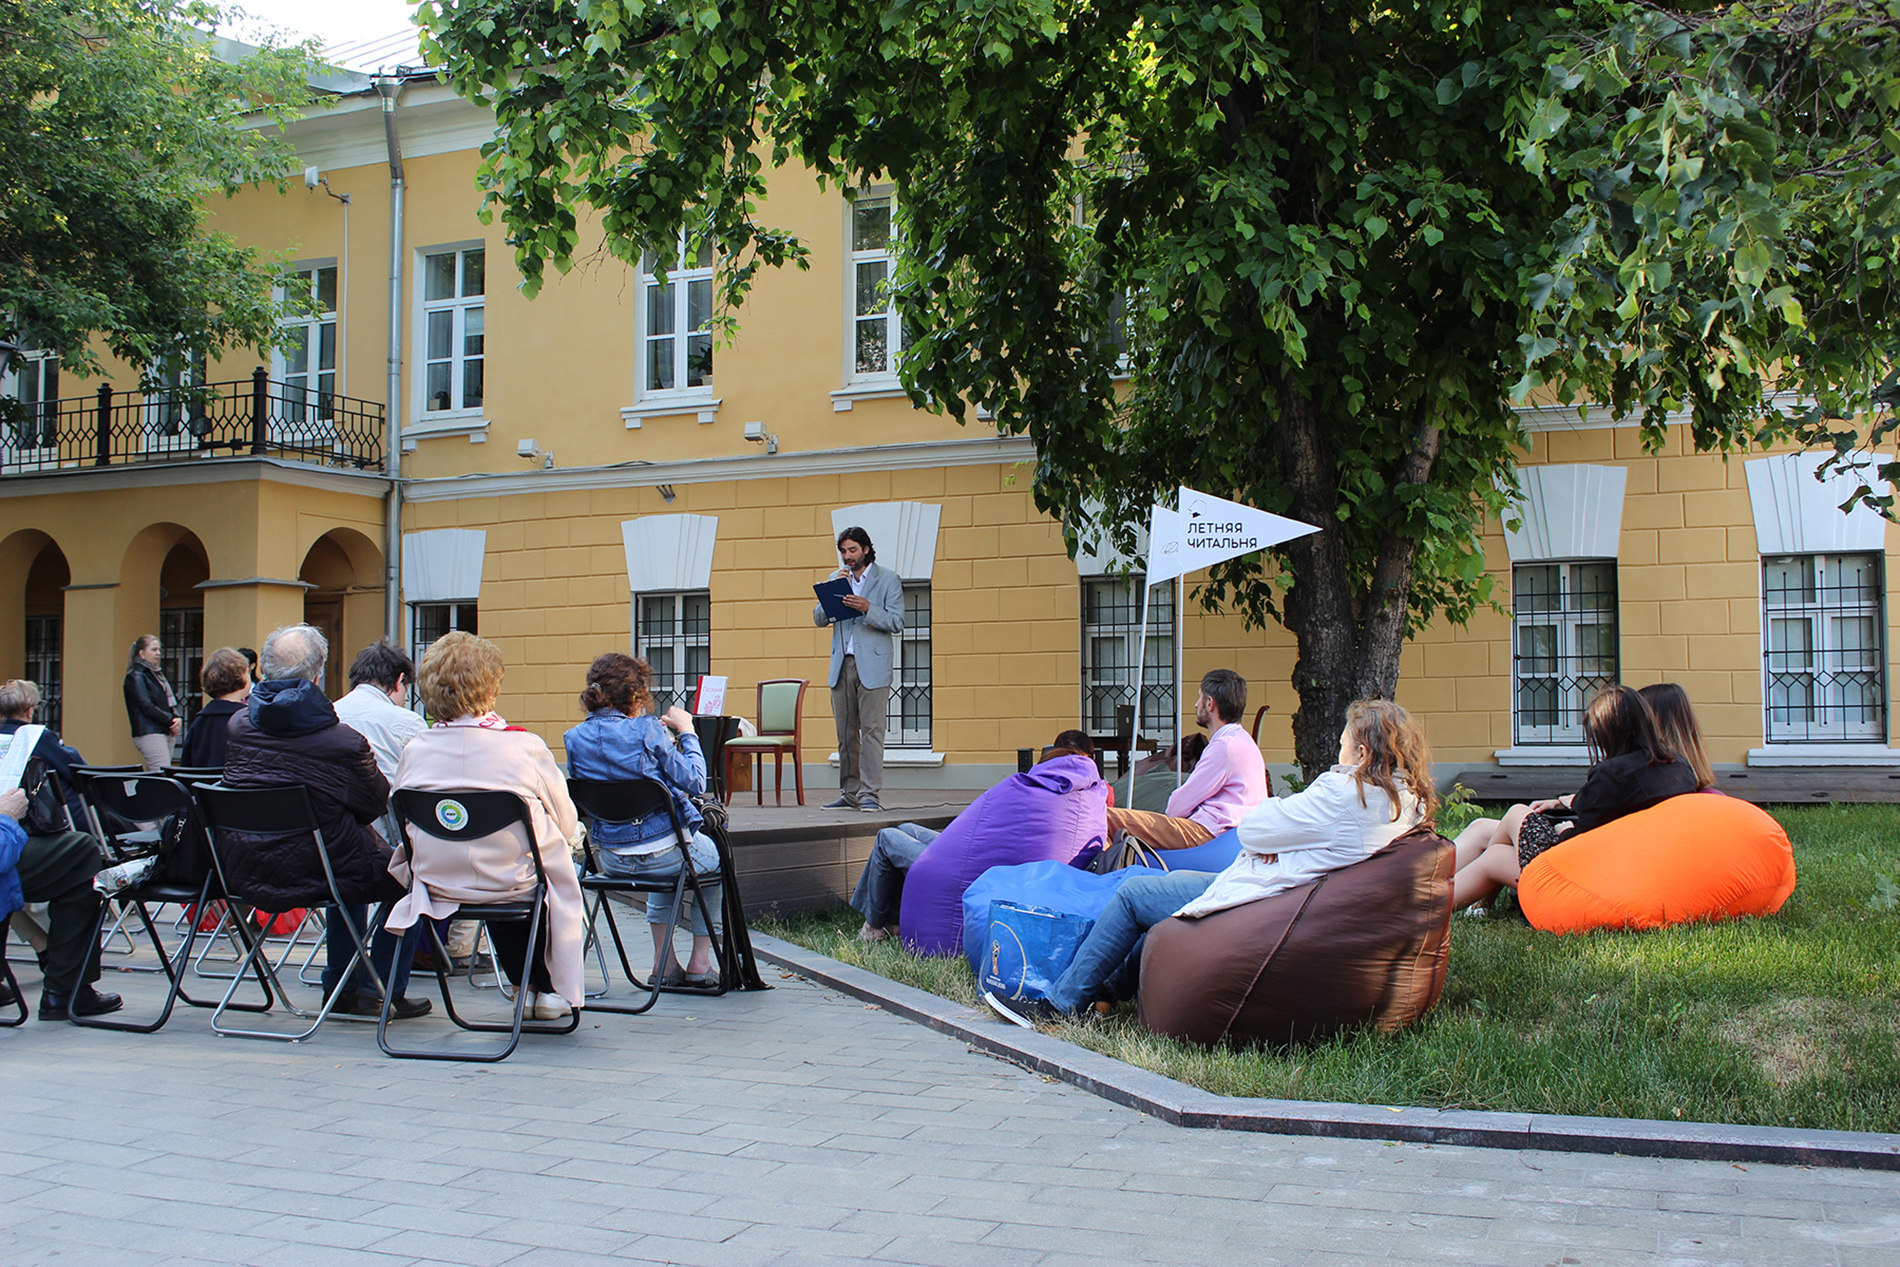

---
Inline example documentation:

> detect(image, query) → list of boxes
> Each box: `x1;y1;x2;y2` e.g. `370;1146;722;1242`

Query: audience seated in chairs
178;648;251;770
564;653;723;987
386;632;585;1021
220;623;428;1019
0;679;116;1021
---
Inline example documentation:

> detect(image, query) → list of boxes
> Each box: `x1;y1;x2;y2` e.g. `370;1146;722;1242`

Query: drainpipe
377;73;406;644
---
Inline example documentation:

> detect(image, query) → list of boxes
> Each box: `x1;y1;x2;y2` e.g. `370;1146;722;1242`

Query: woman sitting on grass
988;699;1433;1026
1451;684;1698;912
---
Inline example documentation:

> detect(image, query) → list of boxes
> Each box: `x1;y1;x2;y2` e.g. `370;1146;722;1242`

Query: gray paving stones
4;953;1899;1266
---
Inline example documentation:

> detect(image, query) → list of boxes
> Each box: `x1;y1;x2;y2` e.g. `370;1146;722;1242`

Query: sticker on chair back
434;799;469;832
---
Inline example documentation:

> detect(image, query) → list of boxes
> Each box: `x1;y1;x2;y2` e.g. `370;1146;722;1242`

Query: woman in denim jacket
564;653;722;986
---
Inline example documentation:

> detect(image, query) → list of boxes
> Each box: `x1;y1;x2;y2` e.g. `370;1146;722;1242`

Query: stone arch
0;529;62;701
299;526;386;696
116;524;210;725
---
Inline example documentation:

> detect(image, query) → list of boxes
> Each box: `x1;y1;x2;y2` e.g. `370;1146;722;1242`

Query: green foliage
422;0;1900;772
761;804;1900;1132
0;0;321;385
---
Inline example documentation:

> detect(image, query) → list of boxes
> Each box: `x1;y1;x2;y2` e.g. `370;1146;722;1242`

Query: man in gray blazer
813;526;904;811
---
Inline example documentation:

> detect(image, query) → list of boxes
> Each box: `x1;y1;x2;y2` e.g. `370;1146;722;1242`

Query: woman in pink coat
385;632;585;1020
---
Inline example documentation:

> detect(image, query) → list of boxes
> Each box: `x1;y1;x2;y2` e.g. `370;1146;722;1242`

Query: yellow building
4;68;1895;783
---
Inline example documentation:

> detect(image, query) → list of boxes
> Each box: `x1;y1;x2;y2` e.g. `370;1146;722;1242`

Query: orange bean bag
1517;793;1796;935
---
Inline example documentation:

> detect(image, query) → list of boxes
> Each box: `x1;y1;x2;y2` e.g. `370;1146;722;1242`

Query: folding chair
193;782;390;1042
568;777;729;1015
64;773;272;1031
0;923;26;1027
70;764;186;974
379;789;579;1062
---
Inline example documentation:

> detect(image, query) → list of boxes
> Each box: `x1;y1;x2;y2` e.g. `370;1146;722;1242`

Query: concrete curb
751;931;1900;1171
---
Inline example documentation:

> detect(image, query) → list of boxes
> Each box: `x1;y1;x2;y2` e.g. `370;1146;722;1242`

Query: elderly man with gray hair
218;624;429;1018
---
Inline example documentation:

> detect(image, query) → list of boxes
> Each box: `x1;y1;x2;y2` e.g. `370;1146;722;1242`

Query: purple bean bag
899;753;1110;955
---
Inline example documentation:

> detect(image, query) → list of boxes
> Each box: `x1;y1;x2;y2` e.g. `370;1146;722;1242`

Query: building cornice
0;457;391;500
401;435;1037;503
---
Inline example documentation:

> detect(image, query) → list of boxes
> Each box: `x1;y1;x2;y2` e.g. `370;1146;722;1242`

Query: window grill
410;602;478;711
159;608;204;727
24;614;60;731
1763;553;1886;743
1081;574;1176;745
1512;561;1618;745
636;591;711;714
886;583;932;747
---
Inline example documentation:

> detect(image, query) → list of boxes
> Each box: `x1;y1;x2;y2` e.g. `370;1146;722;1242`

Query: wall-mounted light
742;420;778;455
516;437;555;469
657;484;676;504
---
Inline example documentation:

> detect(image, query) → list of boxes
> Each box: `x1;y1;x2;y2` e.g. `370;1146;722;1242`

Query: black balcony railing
2;368;385;474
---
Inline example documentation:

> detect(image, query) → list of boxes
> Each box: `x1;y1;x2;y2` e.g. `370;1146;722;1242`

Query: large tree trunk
1273;378;1360;778
1274;383;1443;779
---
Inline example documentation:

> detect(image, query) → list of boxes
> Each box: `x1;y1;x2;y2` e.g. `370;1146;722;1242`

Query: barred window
159;608;204;727
636;591;711;714
1081;574;1176;746
1512;561;1618;744
24;614;60;731
1763;553;1886;743
411;602;479;709
885;582;932;747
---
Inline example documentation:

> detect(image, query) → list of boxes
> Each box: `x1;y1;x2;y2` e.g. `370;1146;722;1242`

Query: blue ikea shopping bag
962;859;1164;979
980;900;1094;1003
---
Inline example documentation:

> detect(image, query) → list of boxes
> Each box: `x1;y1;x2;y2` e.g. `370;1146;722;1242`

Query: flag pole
1174;569;1185;792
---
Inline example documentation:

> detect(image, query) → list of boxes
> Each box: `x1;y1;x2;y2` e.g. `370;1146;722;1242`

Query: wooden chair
724;679;808;806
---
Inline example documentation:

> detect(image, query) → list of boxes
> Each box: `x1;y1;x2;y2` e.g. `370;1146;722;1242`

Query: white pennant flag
1146;486;1319;582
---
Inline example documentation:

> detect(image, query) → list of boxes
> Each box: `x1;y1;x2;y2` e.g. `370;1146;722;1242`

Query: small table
1088;734;1159;779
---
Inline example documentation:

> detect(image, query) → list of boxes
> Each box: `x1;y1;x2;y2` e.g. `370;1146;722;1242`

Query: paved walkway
4;959;1899;1266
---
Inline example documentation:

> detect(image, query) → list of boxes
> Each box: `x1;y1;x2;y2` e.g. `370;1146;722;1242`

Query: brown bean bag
1137;825;1454;1047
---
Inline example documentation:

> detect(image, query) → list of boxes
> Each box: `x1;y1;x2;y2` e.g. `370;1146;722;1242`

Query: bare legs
1450;804;1531;910
651;925;714;978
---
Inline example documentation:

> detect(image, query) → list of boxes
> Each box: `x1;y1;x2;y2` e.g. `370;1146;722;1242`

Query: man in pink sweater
1106;669;1267;851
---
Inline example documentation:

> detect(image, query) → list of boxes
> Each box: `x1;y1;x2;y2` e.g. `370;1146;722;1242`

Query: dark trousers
19;830;105;996
321;904;419;1000
486;919;553;995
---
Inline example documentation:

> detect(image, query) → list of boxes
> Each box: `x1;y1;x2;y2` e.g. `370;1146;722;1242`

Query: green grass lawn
755;803;1900;1133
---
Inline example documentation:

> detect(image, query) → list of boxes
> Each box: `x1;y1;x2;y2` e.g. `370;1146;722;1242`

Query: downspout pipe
377;73;406;645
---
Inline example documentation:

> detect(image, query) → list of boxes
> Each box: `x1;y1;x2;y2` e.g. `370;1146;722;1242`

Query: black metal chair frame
569;777;732;1016
379;789;580;1062
64;772;274;1031
0;923;26;1027
193;782;391;1041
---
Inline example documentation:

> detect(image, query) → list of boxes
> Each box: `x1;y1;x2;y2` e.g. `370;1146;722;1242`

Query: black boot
38;984;124;1021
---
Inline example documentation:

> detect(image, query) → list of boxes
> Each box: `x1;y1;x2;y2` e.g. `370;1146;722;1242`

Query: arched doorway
299;528;385;697
25;541;70;729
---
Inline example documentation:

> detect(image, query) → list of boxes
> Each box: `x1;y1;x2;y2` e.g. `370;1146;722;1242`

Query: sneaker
984;990;1053;1030
858;795;883;812
823;794;859;809
38;985;124;1021
528;991;572;1020
1462;905;1489;920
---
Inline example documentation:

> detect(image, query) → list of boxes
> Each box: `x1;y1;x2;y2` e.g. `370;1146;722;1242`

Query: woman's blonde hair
417;630;505;721
1342;699;1437;823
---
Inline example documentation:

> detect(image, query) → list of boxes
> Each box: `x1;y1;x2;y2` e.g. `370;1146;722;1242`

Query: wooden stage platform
722;789;977;917
1447;765;1900;806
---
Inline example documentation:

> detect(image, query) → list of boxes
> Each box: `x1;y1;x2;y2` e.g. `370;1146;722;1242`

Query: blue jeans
1045;871;1218;1015
321;904;419;1000
850;823;941;928
596;831;723;936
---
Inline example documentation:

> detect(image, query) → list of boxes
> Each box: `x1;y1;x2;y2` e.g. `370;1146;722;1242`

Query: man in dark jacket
221;624;427;1018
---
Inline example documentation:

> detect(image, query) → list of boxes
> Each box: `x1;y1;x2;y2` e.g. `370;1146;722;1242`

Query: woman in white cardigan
384;632;585;1020
988;699;1434;1025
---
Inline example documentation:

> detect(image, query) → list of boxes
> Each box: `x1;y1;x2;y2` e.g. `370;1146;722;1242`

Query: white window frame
2;349;61;462
409;242;487;439
1081;573;1177;747
1510;559;1619;746
408;601;479;710
886;581;932;748
273;260;339;428
141;350;205;455
841;188;904;392
634;590;711;714
639;233;716;398
1762;552;1887;745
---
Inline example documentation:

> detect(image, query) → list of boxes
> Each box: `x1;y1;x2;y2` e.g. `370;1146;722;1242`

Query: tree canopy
0;0;317;385
423;0;1900;772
